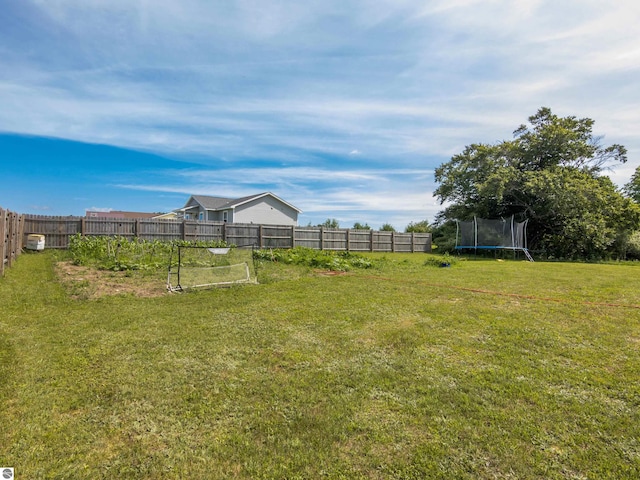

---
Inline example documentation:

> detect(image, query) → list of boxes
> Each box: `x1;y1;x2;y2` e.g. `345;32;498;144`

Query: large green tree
434;107;640;259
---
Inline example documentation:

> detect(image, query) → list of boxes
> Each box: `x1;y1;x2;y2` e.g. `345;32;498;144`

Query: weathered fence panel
411;233;432;253
86;217;136;237
322;228;348;251
22;215;80;248
20;215;431;253
294;227;322;249
349;230;373;252
224;224;259;247
1;207;25;276
183;221;225;242
372;231;393;252
260;225;294;249
137;218;184;241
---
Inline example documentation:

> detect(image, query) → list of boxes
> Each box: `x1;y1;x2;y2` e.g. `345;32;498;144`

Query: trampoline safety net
456;216;530;258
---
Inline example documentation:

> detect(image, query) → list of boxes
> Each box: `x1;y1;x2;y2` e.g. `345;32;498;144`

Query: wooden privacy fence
1;207;25;276
22;215;431;253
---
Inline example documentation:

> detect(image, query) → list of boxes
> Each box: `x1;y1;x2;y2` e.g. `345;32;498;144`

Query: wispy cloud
113;165;437;226
1;1;639;225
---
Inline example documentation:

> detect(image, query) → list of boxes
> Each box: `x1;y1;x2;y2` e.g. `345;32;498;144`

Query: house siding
234;196;298;225
178;193;299;225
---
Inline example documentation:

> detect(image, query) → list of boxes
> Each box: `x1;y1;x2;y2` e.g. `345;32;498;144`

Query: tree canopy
433;107;640;259
405;220;431;233
318;218;340;229
624;166;640;204
352;222;371;230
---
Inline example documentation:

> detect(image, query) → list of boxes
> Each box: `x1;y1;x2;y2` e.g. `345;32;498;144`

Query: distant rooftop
85;210;161;219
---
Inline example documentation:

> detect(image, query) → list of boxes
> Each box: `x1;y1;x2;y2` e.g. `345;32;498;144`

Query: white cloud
112;164;438;227
2;0;640;220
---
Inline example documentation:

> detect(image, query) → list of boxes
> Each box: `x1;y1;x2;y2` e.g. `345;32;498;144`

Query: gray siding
234;196;298;225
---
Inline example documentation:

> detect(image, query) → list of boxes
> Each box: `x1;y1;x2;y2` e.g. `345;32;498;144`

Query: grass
1;251;639;478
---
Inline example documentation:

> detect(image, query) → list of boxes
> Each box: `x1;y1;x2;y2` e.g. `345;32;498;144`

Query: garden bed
55;260;167;299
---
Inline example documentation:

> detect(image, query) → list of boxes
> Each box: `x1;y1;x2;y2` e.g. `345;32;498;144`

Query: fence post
290;225;294;249
18;214;25;251
320;227;324;251
7;212;16;268
391;231;395;252
0;208;6;277
370;230;374;252
6;212;12;269
259;225;263;248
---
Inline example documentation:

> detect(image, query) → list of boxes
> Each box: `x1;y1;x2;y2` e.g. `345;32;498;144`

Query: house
176;192;302;226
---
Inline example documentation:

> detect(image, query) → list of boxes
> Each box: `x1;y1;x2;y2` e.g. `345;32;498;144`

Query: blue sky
1;1;639;229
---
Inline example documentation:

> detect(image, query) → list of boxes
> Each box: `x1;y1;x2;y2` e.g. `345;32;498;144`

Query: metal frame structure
455;216;533;261
167;244;256;292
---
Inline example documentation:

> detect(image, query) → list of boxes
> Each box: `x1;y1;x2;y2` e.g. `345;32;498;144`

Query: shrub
253;247;373;271
424;253;458;268
625;231;640;260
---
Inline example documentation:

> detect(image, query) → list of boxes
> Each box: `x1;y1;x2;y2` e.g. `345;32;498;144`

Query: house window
223;211;228;223
199;212;204;221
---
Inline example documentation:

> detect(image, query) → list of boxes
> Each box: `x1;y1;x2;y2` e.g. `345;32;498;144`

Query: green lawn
1;252;639;479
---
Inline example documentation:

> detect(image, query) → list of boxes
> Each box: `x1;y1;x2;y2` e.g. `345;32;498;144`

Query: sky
1;0;639;230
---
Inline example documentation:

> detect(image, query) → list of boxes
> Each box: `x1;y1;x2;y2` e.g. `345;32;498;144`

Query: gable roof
181;192;302;213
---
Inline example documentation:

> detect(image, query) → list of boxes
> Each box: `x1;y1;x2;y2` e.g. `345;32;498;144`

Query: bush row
252;247;373;271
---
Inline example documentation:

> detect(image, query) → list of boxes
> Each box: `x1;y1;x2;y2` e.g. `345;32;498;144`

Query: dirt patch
56;261;168;299
314;270;350;277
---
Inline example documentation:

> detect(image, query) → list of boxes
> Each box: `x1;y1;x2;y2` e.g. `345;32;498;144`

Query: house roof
181;192;302;213
189;195;235;210
85;210;160;219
